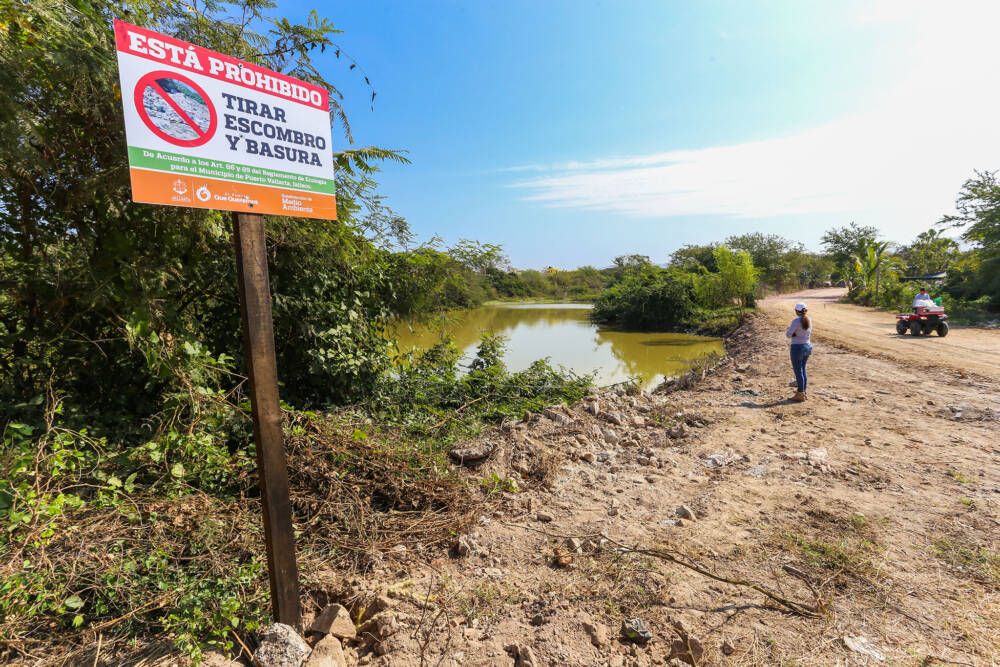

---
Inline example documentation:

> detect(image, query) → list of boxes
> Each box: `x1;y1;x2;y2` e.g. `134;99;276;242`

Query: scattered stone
620;618;653;644
669;632;705;665
721;639;735;656
255;623;310;667
807;447;829;468
580;451;596;463
746;464;767;479
602;428;621;444
584;400;601;416
607;505;619;517
605;412;625;426
702;451;738;468
304;635;347;667
842;635;885;662
583;620;609;648
453;534;478;558
535;512;554;523
310;604;356;640
515;644;539;667
675;505;697;521
596;450;612;462
668;423;688;439
448;443;493;466
566;537;583;553
543;407;571;426
631;415;646;427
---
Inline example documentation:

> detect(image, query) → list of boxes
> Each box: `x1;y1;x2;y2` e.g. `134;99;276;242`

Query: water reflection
392;304;723;388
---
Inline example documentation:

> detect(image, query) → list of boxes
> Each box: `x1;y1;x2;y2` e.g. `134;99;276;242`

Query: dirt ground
315;289;999;667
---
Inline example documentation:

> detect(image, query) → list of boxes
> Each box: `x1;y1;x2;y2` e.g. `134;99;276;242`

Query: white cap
794;302;807;312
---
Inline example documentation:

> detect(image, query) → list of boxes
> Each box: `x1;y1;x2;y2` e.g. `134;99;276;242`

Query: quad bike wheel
910;320;922;335
896;321;908;335
937;321;949;337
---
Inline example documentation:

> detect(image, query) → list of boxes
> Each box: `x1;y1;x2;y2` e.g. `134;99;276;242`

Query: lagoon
393;303;724;389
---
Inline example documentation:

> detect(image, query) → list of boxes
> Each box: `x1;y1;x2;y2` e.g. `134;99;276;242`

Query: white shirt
913;294;934;307
786;316;812;345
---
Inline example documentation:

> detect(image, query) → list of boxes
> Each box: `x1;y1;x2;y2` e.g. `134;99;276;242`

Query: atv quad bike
896;305;949;337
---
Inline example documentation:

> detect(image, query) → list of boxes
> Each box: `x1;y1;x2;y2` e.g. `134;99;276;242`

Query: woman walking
786;302;812;402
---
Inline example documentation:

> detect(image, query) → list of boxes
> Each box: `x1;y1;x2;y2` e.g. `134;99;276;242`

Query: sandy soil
760;288;1000;381
322;294;999;667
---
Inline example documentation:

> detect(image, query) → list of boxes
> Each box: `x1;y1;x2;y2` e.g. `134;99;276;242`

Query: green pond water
392;303;724;389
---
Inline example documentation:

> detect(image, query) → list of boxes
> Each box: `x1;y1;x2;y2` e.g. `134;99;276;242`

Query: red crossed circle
134;70;217;148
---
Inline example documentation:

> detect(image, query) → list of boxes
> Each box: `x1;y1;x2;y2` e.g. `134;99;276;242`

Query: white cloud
511;1;1000;236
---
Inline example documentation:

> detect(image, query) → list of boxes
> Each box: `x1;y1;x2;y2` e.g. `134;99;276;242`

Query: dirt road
297;298;999;666
761;287;1000;381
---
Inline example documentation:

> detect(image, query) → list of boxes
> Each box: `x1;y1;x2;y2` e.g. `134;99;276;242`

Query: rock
580;451;596;463
806;447;829;469
515;644;539;667
675;505;697;521
602;428;620;444
605;412;624;426
304;635;347;667
668;621;705;666
583;620;609;648
842;636;885;662
584;400;601;416
453;534;478;558
668;423;688;439
310;604;356;640
596;450;612;462
703;451;737;467
255;623;311;667
448;443;493;466
566;537;583;553
746;464;767;479
631;415;646;428
543;407;571;426
620;618;652;644
721;640;735;656
373;612;400;639
535;511;554;523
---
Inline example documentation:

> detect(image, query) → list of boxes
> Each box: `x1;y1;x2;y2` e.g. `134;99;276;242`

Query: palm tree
851;240;902;306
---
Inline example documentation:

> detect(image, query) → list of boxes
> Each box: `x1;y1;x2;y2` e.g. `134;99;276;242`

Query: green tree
940;170;1000;249
821;222;880;270
900;229;960;276
697;246;758;314
726;232;802;291
850;240;902;306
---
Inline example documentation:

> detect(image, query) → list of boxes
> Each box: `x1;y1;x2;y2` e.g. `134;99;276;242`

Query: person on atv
912;287;935;310
785;302;812;403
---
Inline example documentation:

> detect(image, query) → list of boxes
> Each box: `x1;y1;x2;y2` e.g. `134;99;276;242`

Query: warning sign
114;19;336;220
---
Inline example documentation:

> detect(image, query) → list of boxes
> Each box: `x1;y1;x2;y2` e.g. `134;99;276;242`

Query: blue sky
285;0;1000;268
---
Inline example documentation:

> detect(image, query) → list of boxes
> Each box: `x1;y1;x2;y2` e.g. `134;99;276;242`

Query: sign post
231;211;300;626
114;18;339;626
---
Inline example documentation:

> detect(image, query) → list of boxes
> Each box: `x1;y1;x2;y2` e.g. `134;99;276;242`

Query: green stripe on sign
127;146;335;195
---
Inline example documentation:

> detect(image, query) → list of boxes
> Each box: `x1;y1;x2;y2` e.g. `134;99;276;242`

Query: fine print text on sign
114;19;337;220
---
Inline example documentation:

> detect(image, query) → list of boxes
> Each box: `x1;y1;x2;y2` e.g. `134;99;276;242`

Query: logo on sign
196;185;212;202
172;179;188;196
134;70;218;148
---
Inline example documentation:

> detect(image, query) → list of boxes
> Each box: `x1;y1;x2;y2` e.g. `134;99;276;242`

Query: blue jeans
790;343;812;392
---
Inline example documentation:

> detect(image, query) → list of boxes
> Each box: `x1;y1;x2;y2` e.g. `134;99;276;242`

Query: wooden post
231;212;301;627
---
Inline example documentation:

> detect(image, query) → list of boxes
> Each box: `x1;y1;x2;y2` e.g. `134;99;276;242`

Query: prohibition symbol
134;70;217;148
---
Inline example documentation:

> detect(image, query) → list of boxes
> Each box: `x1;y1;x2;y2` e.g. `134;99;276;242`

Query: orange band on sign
130;168;337;220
